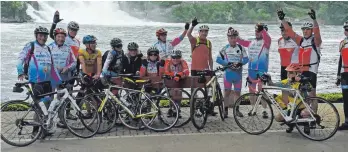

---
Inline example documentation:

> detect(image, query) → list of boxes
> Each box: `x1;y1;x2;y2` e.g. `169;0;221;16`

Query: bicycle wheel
118;91;145;130
61;97;101;138
161;88;191;127
140;95;179;132
97;96;117;134
294;97;340;141
1;100;43;147
190;88;209;130
216;85;225;121
233;93;274;135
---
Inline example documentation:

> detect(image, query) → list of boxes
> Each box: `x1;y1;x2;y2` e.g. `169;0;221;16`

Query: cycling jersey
272;79;308;109
140;59;164;77
78;49;102;75
49;42;76;81
102;50;123;77
164;59;190;77
65;36;80;58
237;30;271;72
216;44;248;91
17;41;61;85
153;35;184;59
190;36;212;71
340;38;348;73
283;23;322;74
278;37;298;67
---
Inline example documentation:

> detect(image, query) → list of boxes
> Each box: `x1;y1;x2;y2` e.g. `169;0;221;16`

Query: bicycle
94;74;179;132
1;80;101;147
233;73;340;141
190;66;230;130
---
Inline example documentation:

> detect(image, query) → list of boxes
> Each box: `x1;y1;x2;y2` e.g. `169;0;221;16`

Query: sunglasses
69;29;78;32
301;28;311;31
288;71;297;74
149;53;158;56
115;44;123;48
87;41;96;44
171;56;181;59
129;49;138;52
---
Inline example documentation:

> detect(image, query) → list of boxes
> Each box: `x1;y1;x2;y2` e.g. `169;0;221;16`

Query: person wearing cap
277;9;322;108
216;27;248;118
336;21;348;130
236;22;272;119
187;17;213;74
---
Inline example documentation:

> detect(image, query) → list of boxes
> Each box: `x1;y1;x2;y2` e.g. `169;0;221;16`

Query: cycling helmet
53;28;67;36
171;49;182;58
255;23;268;31
301;22;314;29
285;63;303;72
147;46;159;55
34;26;49;35
67;21;79;30
82;35;97;44
343;21;348;29
199;25;209;31
110;38;122;47
127;42;139;50
156;28;167;37
280;21;292;29
227;27;238;36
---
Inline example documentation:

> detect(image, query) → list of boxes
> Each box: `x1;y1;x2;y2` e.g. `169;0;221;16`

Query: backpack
23;42;52;76
299;37;321;66
102;50;123;71
219;44;243;61
193;37;211;51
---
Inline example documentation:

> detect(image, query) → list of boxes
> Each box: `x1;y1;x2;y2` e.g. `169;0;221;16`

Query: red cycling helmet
156;28;167;37
285;63;304;72
53;28;67;36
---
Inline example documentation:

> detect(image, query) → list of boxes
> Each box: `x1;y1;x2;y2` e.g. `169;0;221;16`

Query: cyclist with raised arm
237;22;271;118
49;11;80;76
216;27;248;118
17;26;62;137
277;9;322;101
153;23;189;59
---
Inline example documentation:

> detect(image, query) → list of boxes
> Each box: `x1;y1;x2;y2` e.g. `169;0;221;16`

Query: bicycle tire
141;95;179;132
161;88;191;127
190;88;209;130
294;97;340;141
61;98;101;138
97;97;118;134
216;85;225;121
1;100;43;147
233;93;274;135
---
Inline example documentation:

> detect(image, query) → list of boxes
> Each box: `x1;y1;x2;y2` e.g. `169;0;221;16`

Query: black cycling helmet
110;38;122;47
147;46;159;55
34;26;49;35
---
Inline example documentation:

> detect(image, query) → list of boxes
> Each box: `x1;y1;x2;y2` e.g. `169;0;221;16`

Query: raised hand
308;9;316;20
53;10;63;23
277;9;286;20
185;22;190;30
192;17;199;27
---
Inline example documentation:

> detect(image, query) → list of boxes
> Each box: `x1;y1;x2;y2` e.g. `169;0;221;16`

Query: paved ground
1;105;347;151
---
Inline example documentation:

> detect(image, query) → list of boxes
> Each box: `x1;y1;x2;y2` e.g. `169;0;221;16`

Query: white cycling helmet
301;22;313;29
343;21;348;29
199;25;209;31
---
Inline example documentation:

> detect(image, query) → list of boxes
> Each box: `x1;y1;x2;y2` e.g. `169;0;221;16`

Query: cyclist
237;22;271;118
49;11;80;75
336;21;348;130
164;50;190;118
188;17;213;73
216;27;248;118
77;35;102;118
140;46;165;77
277;9;322;100
102;38;124;77
266;63;312;134
122;42;143;75
153;23;189;59
17;26;62;137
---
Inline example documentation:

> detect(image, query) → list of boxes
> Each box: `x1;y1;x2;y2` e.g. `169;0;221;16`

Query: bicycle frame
250;85;317;123
204;72;223;103
98;83;159;119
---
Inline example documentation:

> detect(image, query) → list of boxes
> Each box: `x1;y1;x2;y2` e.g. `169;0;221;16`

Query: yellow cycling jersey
78;49;102;75
274;79;306;110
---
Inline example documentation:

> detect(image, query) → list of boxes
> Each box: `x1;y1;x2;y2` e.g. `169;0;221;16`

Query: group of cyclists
15;8;348;138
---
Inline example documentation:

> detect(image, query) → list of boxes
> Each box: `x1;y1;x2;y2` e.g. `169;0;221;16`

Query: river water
0;22;344;101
